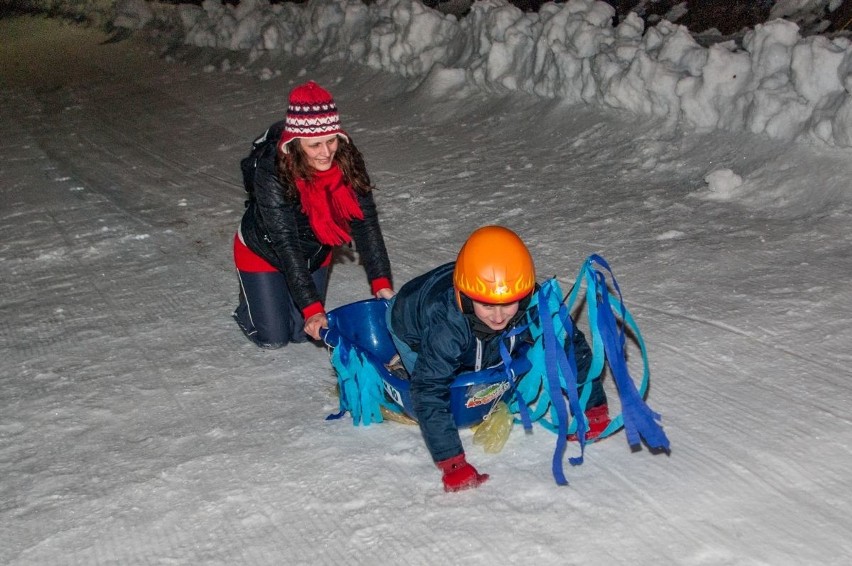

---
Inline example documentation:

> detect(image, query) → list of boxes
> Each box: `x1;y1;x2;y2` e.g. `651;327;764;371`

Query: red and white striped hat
279;81;348;153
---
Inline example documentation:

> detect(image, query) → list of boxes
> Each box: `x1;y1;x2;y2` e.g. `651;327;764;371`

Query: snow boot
568;404;611;441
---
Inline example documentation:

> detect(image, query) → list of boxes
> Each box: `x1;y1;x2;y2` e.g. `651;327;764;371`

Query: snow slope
1;10;851;566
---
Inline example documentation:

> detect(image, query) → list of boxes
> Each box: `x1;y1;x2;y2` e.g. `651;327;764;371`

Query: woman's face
471;300;520;332
299;134;339;171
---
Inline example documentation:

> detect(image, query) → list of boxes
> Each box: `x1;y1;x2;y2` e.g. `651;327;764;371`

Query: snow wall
19;0;852;148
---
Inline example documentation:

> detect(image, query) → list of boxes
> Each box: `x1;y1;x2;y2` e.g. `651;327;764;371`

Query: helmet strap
458;291;475;315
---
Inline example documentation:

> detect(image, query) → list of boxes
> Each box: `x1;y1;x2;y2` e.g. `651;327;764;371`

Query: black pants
233;267;329;349
582;375;608;408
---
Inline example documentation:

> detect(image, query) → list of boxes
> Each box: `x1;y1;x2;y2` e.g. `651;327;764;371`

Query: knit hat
279;81;348;153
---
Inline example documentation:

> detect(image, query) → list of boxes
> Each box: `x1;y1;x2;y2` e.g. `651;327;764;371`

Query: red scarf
295;164;364;246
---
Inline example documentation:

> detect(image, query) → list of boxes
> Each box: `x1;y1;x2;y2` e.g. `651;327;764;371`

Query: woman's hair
276;136;373;199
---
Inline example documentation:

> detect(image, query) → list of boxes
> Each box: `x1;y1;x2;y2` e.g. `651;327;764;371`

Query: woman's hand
376;288;396;300
304;313;328;340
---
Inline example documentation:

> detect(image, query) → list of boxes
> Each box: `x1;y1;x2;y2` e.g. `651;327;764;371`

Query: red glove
436;453;489;492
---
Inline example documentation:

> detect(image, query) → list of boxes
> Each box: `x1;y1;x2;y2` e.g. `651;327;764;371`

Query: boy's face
471;300;519;332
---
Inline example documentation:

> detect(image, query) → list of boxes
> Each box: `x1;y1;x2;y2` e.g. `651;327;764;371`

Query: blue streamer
324;327;389;426
588;255;670;452
499;324;534;431
321;254;669;486
537;282;579;485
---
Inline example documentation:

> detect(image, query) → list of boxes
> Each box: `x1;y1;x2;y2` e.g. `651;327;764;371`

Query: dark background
3;0;851;39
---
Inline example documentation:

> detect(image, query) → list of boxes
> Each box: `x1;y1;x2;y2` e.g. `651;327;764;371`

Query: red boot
568;404;610;441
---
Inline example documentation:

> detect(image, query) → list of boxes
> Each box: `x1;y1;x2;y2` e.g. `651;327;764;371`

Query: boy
387;226;608;492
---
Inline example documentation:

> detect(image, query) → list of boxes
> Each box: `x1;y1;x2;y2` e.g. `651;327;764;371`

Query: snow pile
24;0;852;148
702;168;745;200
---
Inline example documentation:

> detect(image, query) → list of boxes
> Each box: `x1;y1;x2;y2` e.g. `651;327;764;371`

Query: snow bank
26;0;852;148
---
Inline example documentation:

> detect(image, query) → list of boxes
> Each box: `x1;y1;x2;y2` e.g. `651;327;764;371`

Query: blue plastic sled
323;299;514;428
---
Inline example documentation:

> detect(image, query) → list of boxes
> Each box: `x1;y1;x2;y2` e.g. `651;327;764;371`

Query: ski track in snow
2;16;852;565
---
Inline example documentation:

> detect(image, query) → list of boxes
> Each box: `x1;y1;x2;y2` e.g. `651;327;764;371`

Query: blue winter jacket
389;262;596;463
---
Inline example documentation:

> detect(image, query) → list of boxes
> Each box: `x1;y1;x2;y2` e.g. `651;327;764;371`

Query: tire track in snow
570;291;852;562
633;300;851;380
1;85;317;563
631;297;852;435
6;95;439;563
8;45;458;561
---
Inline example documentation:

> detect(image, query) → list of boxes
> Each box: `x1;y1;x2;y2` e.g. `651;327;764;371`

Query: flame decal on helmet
453;226;535;306
454;271;535;304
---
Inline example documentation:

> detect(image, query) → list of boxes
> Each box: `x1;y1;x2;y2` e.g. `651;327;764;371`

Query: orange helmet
453;226;535;308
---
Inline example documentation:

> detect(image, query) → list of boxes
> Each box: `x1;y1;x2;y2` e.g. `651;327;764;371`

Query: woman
233;81;394;348
387;226;608;492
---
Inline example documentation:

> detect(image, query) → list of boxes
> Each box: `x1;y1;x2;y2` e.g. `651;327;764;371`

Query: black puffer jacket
239;140;392;312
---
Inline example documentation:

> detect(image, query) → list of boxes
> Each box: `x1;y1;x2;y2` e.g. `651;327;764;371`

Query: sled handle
319;327;339;348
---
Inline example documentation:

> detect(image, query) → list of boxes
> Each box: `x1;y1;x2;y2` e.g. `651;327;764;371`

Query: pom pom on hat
279;81;348;153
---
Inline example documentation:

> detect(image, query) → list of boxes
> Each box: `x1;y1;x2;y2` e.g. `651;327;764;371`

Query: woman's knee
235;270;301;347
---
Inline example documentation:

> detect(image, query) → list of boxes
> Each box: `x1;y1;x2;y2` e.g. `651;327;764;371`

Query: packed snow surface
1;4;852;565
